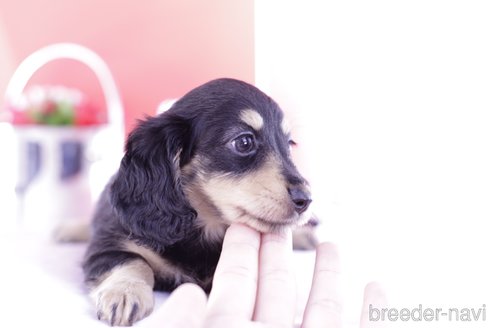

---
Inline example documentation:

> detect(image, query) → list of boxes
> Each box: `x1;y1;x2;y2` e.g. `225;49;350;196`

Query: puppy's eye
231;133;256;155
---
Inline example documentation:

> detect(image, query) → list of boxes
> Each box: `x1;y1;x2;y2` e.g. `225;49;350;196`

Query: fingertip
226;223;261;240
316;241;339;253
315;242;341;271
175;283;208;305
364;281;384;294
261;227;293;245
228;222;254;232
149;283;207;328
364;281;387;305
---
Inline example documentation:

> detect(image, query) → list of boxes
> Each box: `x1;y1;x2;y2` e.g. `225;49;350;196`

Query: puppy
83;78;316;326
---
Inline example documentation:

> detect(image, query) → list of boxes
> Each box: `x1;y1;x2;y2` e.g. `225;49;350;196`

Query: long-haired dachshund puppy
83;78;317;326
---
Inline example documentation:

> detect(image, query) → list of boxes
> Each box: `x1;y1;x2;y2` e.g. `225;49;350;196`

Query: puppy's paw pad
92;280;154;326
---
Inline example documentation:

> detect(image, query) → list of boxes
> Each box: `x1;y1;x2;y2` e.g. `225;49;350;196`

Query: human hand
144;223;386;327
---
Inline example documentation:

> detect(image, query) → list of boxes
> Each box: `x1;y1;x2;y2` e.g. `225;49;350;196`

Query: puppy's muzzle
288;186;312;214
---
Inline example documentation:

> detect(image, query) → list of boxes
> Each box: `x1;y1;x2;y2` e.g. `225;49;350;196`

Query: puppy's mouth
234;206;300;233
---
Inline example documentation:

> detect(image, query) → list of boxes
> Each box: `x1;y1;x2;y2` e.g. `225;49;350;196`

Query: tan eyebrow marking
240;109;264;131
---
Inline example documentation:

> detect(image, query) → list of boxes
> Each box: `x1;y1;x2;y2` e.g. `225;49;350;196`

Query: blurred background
0;0;254;232
1;1;491;327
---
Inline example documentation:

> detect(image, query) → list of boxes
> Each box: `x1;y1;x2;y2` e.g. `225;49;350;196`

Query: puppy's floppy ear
110;112;195;249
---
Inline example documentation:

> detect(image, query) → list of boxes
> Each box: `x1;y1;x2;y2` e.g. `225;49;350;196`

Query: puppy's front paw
52;220;90;243
293;216;320;251
91;280;154;326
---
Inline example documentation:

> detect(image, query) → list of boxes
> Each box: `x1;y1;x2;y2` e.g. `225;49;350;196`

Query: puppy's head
180;79;312;235
111;78;311;247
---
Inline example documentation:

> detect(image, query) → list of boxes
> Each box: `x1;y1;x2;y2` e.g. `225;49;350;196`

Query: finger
145;283;206;328
253;228;296;326
360;282;388;328
302;242;343;328
206;223;261;321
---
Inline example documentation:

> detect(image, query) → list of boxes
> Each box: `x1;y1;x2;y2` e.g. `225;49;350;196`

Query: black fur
83;78;312;294
111;112;195;250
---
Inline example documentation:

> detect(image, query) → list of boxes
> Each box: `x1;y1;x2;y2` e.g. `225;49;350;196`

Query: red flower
6;87;107;127
74;98;107;126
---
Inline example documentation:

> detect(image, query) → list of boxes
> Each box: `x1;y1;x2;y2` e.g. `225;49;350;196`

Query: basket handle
4;43;125;146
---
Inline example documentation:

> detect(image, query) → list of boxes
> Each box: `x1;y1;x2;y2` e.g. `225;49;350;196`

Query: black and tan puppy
83;78;316;326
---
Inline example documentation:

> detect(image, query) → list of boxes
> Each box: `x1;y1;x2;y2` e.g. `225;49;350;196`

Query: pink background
0;0;254;134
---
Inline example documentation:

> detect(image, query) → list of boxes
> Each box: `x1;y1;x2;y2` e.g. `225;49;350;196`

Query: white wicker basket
4;43;125;236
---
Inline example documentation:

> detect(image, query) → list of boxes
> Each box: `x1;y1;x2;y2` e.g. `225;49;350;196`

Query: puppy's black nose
288;187;312;214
